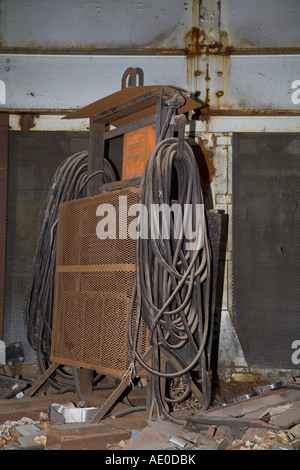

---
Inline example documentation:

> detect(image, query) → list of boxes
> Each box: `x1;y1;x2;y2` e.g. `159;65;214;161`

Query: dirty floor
0;368;299;451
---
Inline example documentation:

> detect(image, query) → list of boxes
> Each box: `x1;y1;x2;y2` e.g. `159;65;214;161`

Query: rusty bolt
215;91;224;98
194;70;201;77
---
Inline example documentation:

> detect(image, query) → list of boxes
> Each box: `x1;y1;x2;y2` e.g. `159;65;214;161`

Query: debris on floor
0;374;299;450
0;415;50;449
115;385;300;451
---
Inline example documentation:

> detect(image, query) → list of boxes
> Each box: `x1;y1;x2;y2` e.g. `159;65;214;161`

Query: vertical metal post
82;117;106;390
0;114;9;340
155;92;164;143
87;117;105;196
156;92;174;143
77;368;93;400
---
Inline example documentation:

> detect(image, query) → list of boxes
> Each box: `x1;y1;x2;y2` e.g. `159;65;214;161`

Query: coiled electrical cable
23;150;116;390
23;94;212;419
128;104;212;423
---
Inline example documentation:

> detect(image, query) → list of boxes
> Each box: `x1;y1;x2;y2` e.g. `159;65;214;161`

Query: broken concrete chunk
18;430;49;449
15;424;41;437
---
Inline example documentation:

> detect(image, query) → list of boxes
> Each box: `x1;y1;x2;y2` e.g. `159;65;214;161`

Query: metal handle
121;67;137;89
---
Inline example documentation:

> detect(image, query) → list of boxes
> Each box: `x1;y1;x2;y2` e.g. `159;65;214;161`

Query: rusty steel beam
24;362;60;397
46;422;131;450
0;392;80;424
90;347;154;423
0;114;9;340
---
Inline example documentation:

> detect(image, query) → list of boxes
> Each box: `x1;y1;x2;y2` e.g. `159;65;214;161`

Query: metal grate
51;186;148;377
232;133;300;369
5;131;89;363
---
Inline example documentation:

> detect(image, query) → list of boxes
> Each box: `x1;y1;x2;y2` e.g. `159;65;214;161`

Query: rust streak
193;140;216;188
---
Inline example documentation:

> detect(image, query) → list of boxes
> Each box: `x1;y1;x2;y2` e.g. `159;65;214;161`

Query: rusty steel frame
24;85;174;404
87;88;166;197
43;85;173;404
24;76;223;425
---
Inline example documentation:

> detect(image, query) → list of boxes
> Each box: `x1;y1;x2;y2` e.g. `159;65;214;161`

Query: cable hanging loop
130;137;212;374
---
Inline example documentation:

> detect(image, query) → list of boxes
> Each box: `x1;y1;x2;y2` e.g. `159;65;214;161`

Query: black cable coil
128;112;213;422
23;150;116;391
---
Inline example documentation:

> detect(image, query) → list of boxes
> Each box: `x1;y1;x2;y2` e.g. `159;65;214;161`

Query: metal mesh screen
5;131;89;363
51;186;148;377
232;133;300;369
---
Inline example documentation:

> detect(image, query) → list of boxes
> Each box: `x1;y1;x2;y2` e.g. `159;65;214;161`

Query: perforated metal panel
233;133;300;369
51;187;148;377
5;131;89;363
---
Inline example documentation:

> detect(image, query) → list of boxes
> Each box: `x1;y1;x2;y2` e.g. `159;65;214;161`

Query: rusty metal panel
221;0;300;50
232;133;300;369
216;55;300;111
1;53;299;113
187;53;300;111
122;124;156;179
0;55;187;112
0;0;299;114
1;0;299;54
51;187;149;377
0;0;193;52
0;0;299;116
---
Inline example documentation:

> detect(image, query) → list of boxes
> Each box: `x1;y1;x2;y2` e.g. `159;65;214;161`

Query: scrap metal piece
230;391;258;403
185;414;279;430
49;403;99;423
169;435;193;449
255;377;295;396
229;377;296;404
0;340;5;365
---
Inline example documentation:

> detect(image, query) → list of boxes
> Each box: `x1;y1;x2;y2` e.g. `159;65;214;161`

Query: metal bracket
121;67;137;89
